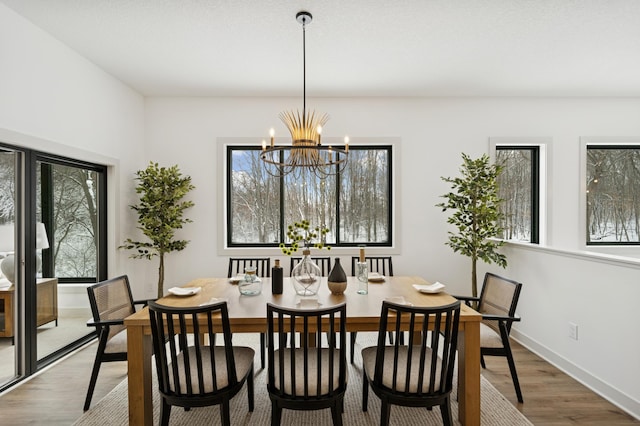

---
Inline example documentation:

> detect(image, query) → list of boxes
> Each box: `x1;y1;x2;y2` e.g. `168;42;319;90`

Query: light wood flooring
0;338;637;425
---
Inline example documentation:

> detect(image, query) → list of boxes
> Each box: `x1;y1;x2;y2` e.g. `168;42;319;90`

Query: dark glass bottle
272;259;283;294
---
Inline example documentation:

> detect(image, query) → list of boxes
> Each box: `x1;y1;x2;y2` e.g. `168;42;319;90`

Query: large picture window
586;145;640;245
227;145;392;247
495;146;540;244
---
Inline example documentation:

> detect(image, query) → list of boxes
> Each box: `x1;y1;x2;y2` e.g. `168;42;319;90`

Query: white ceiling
3;0;640;97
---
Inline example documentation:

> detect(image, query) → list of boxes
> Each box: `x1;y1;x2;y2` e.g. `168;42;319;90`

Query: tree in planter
437;153;507;302
121;162;195;298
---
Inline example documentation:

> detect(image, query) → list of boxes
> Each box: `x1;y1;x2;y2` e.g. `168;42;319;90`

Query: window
37;159;106;281
495;146;540;243
586;145;640;245
227;145;392;247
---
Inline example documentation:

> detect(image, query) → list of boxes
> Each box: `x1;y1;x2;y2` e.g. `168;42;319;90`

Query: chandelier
261;11;349;178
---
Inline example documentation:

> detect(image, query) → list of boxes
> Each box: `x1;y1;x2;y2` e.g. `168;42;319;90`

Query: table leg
127;325;153;426
458;321;480;426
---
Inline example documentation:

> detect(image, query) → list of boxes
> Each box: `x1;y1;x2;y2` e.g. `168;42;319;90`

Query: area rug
74;334;532;425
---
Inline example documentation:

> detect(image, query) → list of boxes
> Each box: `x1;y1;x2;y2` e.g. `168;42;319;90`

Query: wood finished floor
0;339;637;425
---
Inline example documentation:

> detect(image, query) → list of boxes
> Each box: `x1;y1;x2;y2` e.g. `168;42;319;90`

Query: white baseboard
511;329;640;420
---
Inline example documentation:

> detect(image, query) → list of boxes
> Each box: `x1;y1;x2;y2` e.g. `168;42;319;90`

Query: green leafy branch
279;219;330;255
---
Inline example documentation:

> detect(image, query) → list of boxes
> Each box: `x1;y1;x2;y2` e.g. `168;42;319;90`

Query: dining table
124;275;481;425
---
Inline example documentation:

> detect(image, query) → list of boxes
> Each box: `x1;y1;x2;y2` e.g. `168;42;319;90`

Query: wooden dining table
124;275;481;425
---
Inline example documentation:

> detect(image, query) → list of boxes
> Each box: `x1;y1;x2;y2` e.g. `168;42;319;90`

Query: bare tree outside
285;170;337;244
39;162;99;278
587;146;640;243
0;152;16;224
230;150;281;243
0;155;100;279
339;149;389;243
228;146;391;246
496;148;534;242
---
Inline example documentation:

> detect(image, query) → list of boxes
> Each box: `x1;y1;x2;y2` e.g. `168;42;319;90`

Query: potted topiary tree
121;162;195;298
437;153;507;302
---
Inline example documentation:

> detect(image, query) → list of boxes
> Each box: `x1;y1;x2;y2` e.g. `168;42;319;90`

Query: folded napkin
368;272;385;282
412;282;446;294
168;286;202;296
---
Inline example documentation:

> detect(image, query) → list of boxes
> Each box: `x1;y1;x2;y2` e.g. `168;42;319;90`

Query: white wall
145;96;640;418
0;4;146;291
493;244;640;417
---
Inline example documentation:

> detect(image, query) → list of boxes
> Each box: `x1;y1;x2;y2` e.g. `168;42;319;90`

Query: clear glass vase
291;250;321;296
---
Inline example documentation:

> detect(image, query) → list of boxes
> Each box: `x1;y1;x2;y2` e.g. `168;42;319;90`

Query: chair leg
220;398;231;426
504;345;524;403
440;397;453;426
160;399;171;426
247;363;255;411
387;331;394;344
480;353;486;368
331;400;344;426
380;399;392;426
271;400;282;426
350;332;357;364
83;351;104;411
362;371;369;412
260;333;266;369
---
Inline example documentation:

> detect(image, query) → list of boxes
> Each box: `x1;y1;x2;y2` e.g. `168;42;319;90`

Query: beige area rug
74;333;532;426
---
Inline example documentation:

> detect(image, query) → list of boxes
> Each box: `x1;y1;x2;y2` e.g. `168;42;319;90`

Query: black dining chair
362;300;461;426
227;257;270;368
267;302;348;425
455;272;524;402
148;300;255;426
350;255;395;363
228;257;271;278
84;275;154;411
350;256;394;278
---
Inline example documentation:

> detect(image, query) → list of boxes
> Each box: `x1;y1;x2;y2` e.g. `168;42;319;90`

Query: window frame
583;140;640;246
490;137;548;245
222;138;396;251
36;153;107;283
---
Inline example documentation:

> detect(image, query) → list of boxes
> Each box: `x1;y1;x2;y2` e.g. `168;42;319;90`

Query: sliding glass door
36;157;106;361
0;144;107;390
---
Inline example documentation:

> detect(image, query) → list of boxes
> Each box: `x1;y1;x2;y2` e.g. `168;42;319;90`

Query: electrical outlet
568;322;578;340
